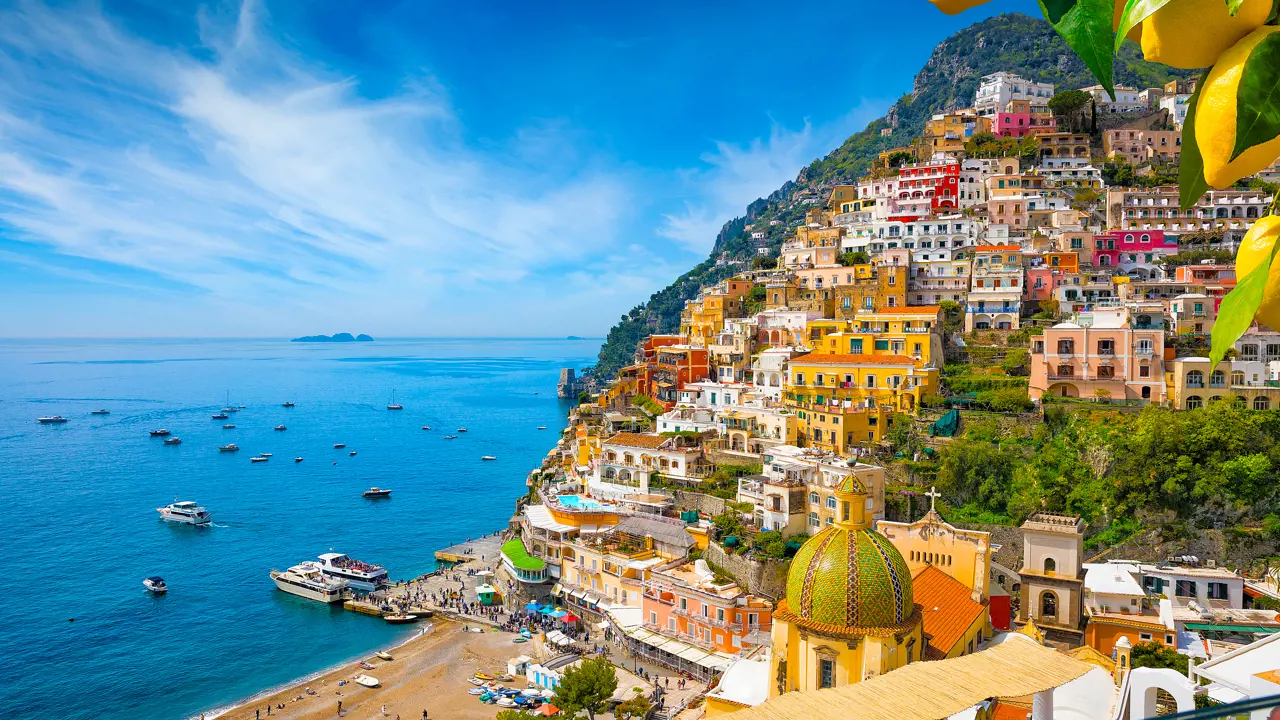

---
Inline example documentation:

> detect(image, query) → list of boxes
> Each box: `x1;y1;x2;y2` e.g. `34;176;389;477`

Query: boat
349;451;357;456
251;456;268;463
512;637;528;643
294;457;303;463
376;651;393;661
219;443;239;452
353;675;380;688
212;413;229;420
468;688;486;695
270;561;348;603
260;453;273;458
468;678;485;687
333;443;346;449
37;416;68;424
537;426;547;430
383;614;417;624
91;409;110;415
282;401;295;408
274;425;286;431
387;391;403;411
362;487;391;498
149;429;171;437
496;697;516;708
481;456;497;461
143;576;167;593
444;435;458;440
157;500;212;525
163;437;182;445
316;552;389;591
223;424;235;429
497;675;515;683
457;428;468;432
421;426;431;430
359;661;375;670
238;405;246;409
475;673;494;681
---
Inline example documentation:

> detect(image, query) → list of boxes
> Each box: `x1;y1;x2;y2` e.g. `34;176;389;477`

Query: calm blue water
0;338;594;720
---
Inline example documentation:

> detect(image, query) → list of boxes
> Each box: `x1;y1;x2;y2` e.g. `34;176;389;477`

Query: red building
897;160;961;213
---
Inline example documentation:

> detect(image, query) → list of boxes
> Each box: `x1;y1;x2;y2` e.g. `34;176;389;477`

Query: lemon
1140;0;1271;69
1234;216;1280;330
1196;27;1280;188
928;0;990;14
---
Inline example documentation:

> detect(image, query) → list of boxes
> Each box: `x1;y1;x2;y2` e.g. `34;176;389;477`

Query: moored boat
91;409;110;415
383;614;417;624
333;443;346;449
444;435;458;440
354;675;379;688
157;500;211;525
219;443;239;452
537;426;547;430
457;428;468;432
223;424;235;429
282;401;295;408
349;451;357;456
362;487;391;498
387;391;403;411
294;457;303;463
481;456;497;461
149;429;171;437
163;437;182;445
274;425;287;431
251;456;268;463
143;576;167;593
212;413;229;420
376;651;393;661
316;552;388;591
37;416;68;424
270;561;348;603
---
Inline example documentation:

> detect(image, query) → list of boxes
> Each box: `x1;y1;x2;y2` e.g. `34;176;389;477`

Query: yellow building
681;292;744;347
786;352;938;448
924;111;992;155
832;263;908;317
816;307;945;367
560;534;663;613
879;504;992;601
770;476;924;696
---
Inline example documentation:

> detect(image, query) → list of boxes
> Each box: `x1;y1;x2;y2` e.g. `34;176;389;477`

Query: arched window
1232;371;1246;386
808;511;819;527
1186;371;1204;388
1256;396;1272;411
826;496;836;509
1041;591;1059;619
1044;558;1057;574
1186;395;1203;410
1210;370;1226;388
1235;396;1249;408
809;492;820;504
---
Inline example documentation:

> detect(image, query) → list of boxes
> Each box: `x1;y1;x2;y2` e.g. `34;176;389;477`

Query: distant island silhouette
566;335;584;340
291;333;374;343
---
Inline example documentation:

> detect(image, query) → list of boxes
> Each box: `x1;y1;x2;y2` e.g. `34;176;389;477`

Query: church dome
779;475;917;636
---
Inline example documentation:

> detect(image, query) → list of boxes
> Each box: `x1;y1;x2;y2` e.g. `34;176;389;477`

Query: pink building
1029;304;1167;402
638;558;773;659
994;111;1057;138
1025;267;1069;301
1091;230;1178;279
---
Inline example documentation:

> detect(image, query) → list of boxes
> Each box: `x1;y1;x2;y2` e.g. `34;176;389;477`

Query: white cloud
0;0;634;334
658;103;889;253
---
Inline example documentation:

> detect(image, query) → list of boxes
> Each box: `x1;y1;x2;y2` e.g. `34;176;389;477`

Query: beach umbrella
537;703;559;716
540;689;556;698
525;601;540;612
560;614;579;623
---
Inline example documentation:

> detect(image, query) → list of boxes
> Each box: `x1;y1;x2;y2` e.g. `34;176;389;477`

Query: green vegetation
1159;249;1235;266
1000;348;1030;376
1130;641;1189;675
1100;155;1179;188
554;656;618;720
839;250;870;266
632;396;664;417
1047;89;1092;132
615;694;653;720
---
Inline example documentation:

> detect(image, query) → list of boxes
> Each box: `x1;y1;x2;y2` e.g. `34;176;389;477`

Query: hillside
590;12;1195;379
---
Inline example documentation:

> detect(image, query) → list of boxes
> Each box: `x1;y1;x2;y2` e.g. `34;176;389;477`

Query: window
1041;591;1058;618
1139;632;1153;642
826;496;836;509
669;617;677;632
819;659;835;689
1044;557;1057;575
809;492;819;504
1139;364;1151;378
650;611;657;625
1208;582;1230;600
680;598;688;611
808;511;819;527
1175;580;1198;598
1256;396;1271;410
1186;395;1203;410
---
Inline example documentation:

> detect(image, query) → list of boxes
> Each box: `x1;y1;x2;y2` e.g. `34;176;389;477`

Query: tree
986;388;1033;413
1047;89;1092;132
1000;348;1030;376
885;150;915;169
496;712;543;720
555;656;618;720
839;250;870;266
752;255;777;270
615;693;653;720
938;300;964;334
1131;641;1189;675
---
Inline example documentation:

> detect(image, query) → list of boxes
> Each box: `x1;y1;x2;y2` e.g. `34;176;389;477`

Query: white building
1159;93;1192;129
1038;157;1104;188
909;247;971;305
974;72;1055;116
751;347;804;401
1083;84;1147;113
960;158;999;208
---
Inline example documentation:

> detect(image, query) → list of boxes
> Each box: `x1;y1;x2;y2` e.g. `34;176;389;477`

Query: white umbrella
540;689;556;698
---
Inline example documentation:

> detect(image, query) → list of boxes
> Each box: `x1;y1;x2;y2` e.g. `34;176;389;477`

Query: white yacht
157;500;211;525
271;562;349;603
316;552;388;592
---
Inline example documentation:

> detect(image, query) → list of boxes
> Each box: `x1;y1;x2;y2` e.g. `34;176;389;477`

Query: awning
583;594;600;606
549;584;563;597
567;589;585;600
677;646;710;662
1183;623;1280;634
597;621;609;631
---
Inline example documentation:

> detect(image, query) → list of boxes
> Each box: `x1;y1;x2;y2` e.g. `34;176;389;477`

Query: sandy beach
211;620;533;720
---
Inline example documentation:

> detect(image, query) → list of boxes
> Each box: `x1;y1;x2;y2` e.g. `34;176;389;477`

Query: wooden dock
433;534;504;563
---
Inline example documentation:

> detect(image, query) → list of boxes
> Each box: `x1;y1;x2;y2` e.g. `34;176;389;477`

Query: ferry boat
282;401;295;408
387;391;403;411
163;437;182;445
362;487;391;498
274;425;287;431
212;412;229;420
219;443;239;452
91;409;110;415
157;500;211;525
143;576;167;593
37;416;68;424
316;552;388;592
149;429;171;437
270;562;349;603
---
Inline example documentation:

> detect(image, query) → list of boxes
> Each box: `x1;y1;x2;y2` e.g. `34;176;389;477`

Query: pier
433;534;503;563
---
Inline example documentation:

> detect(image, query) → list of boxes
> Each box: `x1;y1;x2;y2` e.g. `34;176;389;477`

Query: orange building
640;557;773;656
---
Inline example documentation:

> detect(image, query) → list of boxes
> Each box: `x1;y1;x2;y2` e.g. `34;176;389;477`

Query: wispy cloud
0;0;634;332
658;103;889;253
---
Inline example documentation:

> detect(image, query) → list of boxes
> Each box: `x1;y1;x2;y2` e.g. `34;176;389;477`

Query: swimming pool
556;494;612;510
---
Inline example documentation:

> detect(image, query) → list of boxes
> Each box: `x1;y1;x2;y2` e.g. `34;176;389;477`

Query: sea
0;337;596;720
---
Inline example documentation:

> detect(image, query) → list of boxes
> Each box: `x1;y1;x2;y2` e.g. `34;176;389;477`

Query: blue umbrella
525;601;540;612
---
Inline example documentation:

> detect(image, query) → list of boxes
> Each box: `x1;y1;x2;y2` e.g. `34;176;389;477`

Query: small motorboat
238;405;246;409
149;429;171;437
250;456;268;463
163;437;182;445
362;487;391;498
219;444;239;452
481;456;497;461
212;413;229;420
274;425;286;431
520;688;542;697
444;435;458;440
537;426;547;430
91;409;110;415
223;424;235;429
457;428;468;432
497;675;515;683
143;576;167;593
259;453;272;458
359;662;375;670
282;401;295;408
468;687;486;695
383;614;417;624
294;457;303;463
333;443;346;449
496;697;516;708
468;678;485;687
422;426;431;430
511;637;528;643
475;673;494;681
376;651;393;661
37;416;68;424
349;451;357;456
353;675;379;688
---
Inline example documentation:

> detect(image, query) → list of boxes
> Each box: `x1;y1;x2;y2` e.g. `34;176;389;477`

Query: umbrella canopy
537;703;559;716
525;601;541;611
560;614;580;623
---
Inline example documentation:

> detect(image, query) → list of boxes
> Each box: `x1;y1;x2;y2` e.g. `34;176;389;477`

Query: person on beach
337;699;342;715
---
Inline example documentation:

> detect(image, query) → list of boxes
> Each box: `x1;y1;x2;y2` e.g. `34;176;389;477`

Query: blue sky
0;0;1020;337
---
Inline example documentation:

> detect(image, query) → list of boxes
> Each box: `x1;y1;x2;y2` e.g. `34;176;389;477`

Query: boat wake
209;522;231;529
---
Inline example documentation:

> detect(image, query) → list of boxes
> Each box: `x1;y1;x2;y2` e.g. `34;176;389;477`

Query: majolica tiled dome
782;520;916;634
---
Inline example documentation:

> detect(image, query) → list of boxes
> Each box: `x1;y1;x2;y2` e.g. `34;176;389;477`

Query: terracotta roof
912;565;988;657
604;432;667;449
791;353;918;366
990;701;1032;720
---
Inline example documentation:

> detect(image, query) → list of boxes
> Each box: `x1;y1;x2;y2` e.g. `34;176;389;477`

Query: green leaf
1114;0;1174;52
1041;0;1116;99
1043;0;1079;23
1226;0;1245;15
1210;260;1273;369
1232;32;1280;162
1180;69;1213;209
